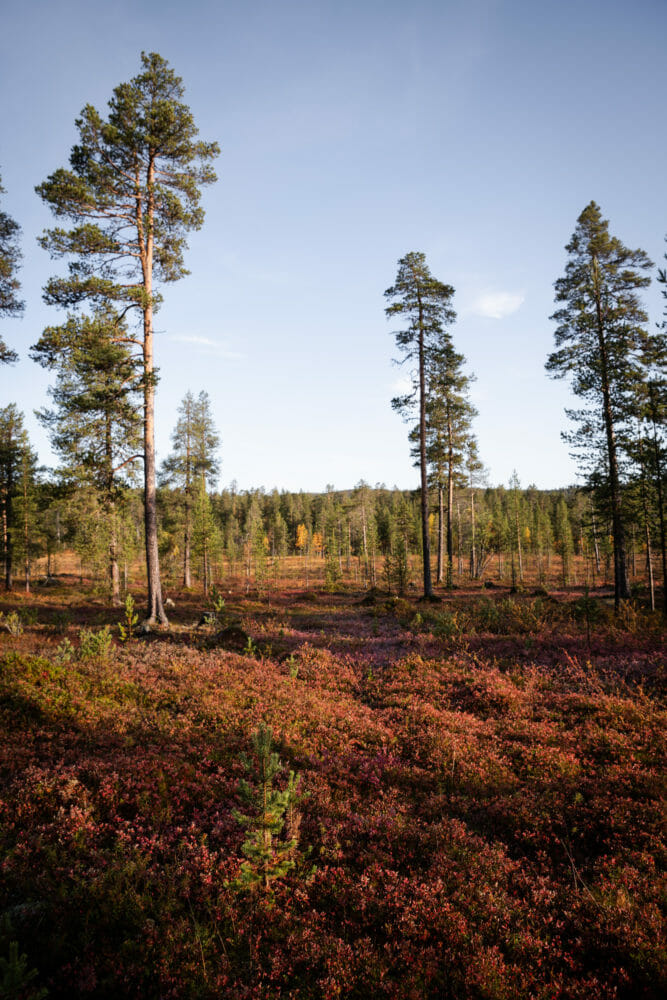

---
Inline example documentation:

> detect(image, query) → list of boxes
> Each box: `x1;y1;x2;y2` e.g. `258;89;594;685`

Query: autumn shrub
0;587;663;999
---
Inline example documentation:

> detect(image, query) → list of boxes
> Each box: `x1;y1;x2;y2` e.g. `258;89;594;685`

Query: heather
0;580;665;999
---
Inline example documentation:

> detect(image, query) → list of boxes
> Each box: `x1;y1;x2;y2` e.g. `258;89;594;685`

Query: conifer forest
0;50;665;1000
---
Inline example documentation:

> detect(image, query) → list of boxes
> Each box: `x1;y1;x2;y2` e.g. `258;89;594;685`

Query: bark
23;474;29;595
446;412;453;589
4;506;12;590
105;411;121;606
648;385;666;617
638;434;656;612
109;516;121;606
590;499;601;573
436;484;444;584
469;487;476;579
645;519;655;612
456;501;463;577
593;257;630;608
183;422;192;587
417;291;433;598
140;156;168;625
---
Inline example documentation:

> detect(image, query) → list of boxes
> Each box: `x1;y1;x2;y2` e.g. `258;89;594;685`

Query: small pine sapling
118;594;139;642
232;723;303;892
0;940;48;1000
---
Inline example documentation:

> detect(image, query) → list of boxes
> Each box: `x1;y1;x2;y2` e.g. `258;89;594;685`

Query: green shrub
0;612;23;636
78;625;114;662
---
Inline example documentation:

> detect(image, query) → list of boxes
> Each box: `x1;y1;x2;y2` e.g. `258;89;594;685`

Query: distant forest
8;476;651;602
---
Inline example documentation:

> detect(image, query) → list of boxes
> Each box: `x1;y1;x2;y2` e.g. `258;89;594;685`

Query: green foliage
0;940;48;1000
36;52;219;311
324;539;342;593
546;201;655;607
0;172;23;365
118;594;138;642
50;611;71;635
0;611;23;636
285;654;299;680
53;638;75;665
243;635;258;657
0;406;42;587
231;723;303;892
384;537;411;595
431;609;461;639
77;625;114;662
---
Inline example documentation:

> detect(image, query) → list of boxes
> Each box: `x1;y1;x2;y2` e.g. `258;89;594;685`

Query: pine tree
0;407;34;589
31;307;142;604
36;52;219;624
555;496;575;588
546;202;652;609
232;723;302;893
412;339;477;587
465;437;486;578
161;390;220;588
191;475;221;597
0;173;22;365
385;252;456;599
13;441;41;594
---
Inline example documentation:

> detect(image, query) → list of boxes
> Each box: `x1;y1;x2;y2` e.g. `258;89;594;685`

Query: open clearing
0;575;664;998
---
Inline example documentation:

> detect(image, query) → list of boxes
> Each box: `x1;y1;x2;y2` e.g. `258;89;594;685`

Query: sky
1;0;666;494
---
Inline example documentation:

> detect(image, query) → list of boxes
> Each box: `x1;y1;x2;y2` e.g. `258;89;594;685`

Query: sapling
232;723;302;892
0;940;48;1000
118;594;138;642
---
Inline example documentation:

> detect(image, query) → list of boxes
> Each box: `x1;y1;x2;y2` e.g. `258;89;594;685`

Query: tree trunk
4;526;12;590
648;384;666;617
109;509;121;606
446;415;453;589
456;500;462;577
645;521;655;612
23;469;30;595
436;484;444;584
417;294;433;598
593;260;630;608
470;487;476;579
590;499;601;574
183;487;192;588
140;158;168;625
638;432;655;612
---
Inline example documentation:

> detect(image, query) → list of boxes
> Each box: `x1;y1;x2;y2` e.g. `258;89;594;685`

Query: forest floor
0;566;665;999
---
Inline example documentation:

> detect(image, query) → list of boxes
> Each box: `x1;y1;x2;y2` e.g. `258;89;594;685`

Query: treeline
0;417;660;606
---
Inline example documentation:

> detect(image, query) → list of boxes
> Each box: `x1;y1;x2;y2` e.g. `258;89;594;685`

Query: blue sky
1;0;665;492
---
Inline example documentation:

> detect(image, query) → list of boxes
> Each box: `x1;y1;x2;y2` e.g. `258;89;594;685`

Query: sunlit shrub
77;625;114;662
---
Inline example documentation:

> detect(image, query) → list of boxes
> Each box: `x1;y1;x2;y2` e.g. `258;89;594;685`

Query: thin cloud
469;291;525;320
169;334;245;360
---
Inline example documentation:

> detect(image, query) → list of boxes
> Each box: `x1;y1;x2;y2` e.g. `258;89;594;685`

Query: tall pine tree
36;52;219;624
546;202;652;609
385;252;456;599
